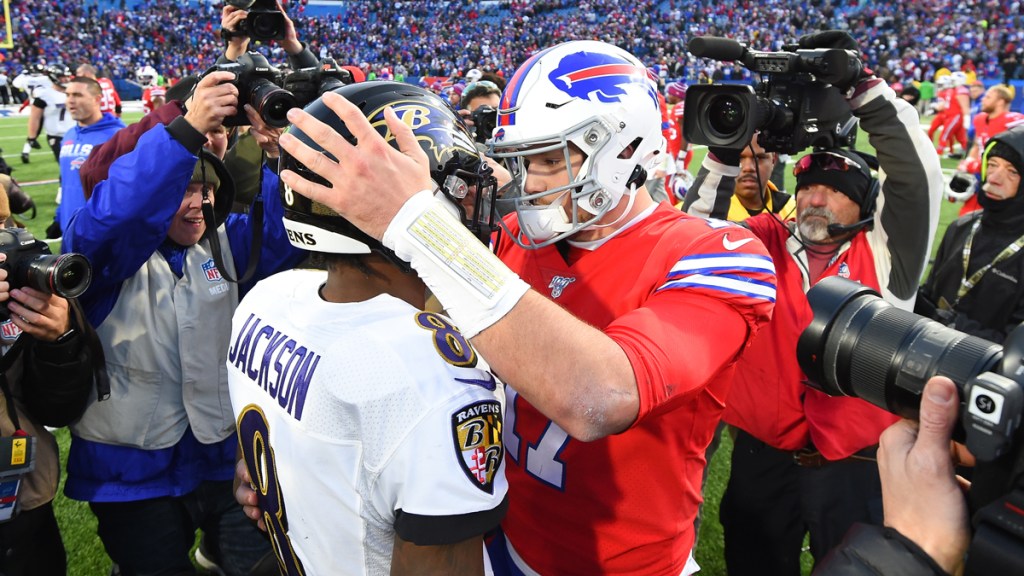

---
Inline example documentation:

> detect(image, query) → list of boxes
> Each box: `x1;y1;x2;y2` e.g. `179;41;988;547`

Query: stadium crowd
0;1;1020;576
3;0;1023;85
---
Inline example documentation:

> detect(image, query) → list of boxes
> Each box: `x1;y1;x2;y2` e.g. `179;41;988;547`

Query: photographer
61;69;304;575
917;126;1024;344
0;190;95;576
684;31;943;575
816;376;969;576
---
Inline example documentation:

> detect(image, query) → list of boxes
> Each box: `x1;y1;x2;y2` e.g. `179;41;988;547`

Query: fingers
915;376;959;458
385;106;428;166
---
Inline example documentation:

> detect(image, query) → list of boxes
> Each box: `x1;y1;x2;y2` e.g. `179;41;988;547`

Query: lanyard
953;219;1024;306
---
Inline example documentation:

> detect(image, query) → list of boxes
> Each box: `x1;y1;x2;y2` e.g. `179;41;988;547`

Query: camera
0;228;92;319
683;37;861;154
225;0;286;42
282;58;353;109
798;276;1024;575
202;51;297;128
469;105;498;145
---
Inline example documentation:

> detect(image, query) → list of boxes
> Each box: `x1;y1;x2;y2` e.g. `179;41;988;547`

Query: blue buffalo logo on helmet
366;99;478;166
549;51;659;109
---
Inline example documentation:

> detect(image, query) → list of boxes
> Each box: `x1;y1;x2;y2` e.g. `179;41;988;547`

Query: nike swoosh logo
722;234;754;251
455;374;497;391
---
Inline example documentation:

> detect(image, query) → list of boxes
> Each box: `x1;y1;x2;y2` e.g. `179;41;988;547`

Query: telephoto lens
797;276;1002;419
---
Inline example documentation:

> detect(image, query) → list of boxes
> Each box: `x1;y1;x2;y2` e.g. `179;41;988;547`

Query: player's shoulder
648;207;769;257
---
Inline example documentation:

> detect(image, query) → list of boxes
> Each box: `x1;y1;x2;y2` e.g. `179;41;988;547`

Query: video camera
683;37;861;155
798;276;1024;575
225;0;286;42
0;228;91;320
200;52;353;129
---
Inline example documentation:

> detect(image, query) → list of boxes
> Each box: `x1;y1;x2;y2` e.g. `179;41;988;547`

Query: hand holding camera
795;30;872;93
184;71;240;134
878;376;969;576
0;230;91;339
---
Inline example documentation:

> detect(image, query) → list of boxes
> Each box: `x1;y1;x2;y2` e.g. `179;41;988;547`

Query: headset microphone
826;217;873;236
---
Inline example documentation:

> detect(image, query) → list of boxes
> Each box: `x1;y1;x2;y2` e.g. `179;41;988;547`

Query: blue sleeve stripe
657;274;777;302
668;254;776;275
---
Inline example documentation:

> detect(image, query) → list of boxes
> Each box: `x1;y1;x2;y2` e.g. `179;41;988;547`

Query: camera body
799;276;1024;575
226;0;286;42
202;51;297;128
0;228;92;319
684;37;860;155
469;105;497;145
282;58;353;109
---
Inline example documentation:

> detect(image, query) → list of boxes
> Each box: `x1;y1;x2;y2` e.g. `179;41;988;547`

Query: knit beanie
794;149;873;208
190;159;220;192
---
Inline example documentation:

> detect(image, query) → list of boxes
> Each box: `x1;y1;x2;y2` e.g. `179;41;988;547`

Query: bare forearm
472;290;639;441
390;536;483;576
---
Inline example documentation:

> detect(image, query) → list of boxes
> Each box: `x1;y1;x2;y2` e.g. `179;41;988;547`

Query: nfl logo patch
838;262;851;278
202;259;222;282
0;320;21;340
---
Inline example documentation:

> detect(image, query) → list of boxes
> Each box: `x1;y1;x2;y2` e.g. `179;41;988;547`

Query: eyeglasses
463;80;500;96
793;151;862;177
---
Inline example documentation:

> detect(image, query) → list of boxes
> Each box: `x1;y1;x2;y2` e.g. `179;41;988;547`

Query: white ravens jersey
34;86;74;138
12;72;52;99
226;270;507;576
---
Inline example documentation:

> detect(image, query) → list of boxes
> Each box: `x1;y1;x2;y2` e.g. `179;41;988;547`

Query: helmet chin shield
488;40;664;249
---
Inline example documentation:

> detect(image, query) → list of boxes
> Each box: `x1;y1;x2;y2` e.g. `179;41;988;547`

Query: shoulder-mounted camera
683;37;861;155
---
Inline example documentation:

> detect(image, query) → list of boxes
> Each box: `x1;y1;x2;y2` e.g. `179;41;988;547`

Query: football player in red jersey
956;85;1024;214
275;39;776;576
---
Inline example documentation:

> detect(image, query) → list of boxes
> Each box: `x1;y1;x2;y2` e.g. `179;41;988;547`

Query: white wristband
382;190;530;338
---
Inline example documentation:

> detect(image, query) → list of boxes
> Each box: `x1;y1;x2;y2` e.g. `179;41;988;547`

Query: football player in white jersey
227;81;507;576
23;64;74;164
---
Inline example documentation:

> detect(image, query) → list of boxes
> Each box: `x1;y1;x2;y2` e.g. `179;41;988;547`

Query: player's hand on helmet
184;72;238;135
279;92;433;240
26;137;40;149
245;104;284;159
234;458;267;532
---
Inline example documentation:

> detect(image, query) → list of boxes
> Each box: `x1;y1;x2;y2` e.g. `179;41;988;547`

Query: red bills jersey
142;86;166;114
666;101;685;158
973;110;1024;155
495;205;776;575
97;77;121;116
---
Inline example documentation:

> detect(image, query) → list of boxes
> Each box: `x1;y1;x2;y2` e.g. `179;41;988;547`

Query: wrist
383;190;529;338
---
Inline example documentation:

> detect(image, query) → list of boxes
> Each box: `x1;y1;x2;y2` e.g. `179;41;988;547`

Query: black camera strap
0;338;26;433
943;219;1024;310
199;154;263;285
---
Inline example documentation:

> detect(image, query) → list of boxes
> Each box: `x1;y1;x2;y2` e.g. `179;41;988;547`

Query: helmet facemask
488;40;665;249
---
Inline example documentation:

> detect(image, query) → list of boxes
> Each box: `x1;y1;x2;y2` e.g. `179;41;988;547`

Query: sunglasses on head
793;151;863;177
463;80;500;95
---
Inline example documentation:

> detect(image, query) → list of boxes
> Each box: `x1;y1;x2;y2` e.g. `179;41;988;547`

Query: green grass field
0;107;966;575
